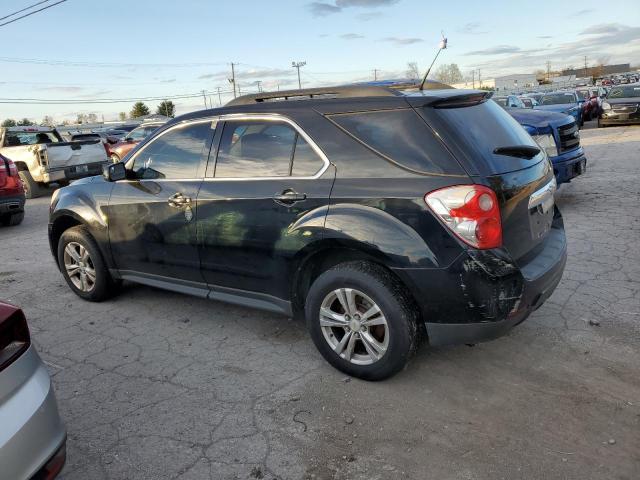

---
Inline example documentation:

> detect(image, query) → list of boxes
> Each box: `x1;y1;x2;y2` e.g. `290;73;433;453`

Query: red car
0;154;25;226
576;87;606;121
107;122;164;163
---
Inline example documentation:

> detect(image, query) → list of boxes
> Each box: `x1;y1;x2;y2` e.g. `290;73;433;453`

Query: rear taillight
0;305;31;372
0;156;23;192
425;184;502;249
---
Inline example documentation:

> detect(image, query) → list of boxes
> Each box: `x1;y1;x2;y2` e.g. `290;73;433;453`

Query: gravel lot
1;123;639;480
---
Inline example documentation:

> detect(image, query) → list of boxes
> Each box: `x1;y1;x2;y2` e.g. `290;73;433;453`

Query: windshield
607;86;640;98
540;93;576;105
3;131;59;147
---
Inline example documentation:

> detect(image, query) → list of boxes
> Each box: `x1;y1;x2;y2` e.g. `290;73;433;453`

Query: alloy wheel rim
319;288;389;365
63;242;96;292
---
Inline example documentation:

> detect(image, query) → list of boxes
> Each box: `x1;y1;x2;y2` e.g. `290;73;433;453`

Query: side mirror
103;162;126;182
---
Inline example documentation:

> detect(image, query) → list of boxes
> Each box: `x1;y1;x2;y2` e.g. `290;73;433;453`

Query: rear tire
110;154;120;163
57;225;118;302
305;261;418;381
1;211;24;226
18;170;42;199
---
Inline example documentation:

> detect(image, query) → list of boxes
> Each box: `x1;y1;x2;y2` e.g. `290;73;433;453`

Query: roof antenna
419;32;448;91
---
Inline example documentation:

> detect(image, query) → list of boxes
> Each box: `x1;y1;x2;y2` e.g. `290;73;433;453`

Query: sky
0;0;638;123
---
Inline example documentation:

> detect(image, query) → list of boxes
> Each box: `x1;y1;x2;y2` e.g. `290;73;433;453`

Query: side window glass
131;122;211;180
214;120;296;178
291;135;324;177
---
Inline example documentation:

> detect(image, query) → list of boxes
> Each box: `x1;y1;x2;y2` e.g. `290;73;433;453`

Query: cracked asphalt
1;123;639;480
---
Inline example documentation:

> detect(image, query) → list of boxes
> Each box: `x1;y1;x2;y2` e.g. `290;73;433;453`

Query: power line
0;90;240;105
0;0;52;22
0;0;68;28
0;56;229;68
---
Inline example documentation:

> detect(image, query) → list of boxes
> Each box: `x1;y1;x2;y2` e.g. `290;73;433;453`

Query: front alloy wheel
320;288;388;365
63;241;96;292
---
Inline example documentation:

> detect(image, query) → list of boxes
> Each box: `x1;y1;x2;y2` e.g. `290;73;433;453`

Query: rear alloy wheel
319;288;389;365
306;261;417;381
57;226;118;301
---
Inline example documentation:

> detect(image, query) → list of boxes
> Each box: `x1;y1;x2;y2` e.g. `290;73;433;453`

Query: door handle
168;192;192;208
273;190;307;205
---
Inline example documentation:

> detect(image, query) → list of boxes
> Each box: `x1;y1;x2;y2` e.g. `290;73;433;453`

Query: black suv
49;86;566;380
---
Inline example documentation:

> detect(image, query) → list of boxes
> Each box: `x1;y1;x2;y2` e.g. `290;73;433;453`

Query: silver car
0;301;66;480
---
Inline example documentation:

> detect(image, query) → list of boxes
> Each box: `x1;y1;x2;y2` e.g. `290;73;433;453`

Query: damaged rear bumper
392;210;567;347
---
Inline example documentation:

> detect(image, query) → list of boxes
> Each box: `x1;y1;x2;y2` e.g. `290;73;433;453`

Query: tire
305;261;418;381
1;211;24;226
57;225;118;301
110;154;120;163
18;170;42;199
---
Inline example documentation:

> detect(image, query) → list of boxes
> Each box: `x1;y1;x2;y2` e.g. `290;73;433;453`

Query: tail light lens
425;184;502;249
0;304;31;372
0;156;22;192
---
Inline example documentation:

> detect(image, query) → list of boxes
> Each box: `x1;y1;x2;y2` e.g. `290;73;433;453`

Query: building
494;74;538;91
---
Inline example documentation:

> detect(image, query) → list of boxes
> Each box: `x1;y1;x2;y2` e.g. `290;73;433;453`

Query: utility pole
229;62;237;98
584;55;588;78
256;81;263;92
201;90;207;108
472;70;475;89
216;87;222;106
292;61;306;89
373;68;379;81
546;60;551;83
237;83;242;96
478;69;482;88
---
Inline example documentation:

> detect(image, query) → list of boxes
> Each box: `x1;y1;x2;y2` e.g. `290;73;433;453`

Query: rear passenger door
196;114;335;307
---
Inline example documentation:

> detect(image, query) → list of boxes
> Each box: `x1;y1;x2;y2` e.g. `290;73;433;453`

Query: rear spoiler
407;90;494;109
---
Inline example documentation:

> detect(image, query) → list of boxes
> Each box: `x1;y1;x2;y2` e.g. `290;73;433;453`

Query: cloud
537;35;553;39
199;68;294;82
308;2;341;16
340;33;364;39
457;22;488;34
580;23;622;35
465;45;522;55
576;8;594;16
308;0;398;16
461;24;640;77
382;36;423;45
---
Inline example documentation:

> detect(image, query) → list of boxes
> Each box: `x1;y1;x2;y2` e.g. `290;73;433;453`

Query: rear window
328;109;463;175
421;100;543;175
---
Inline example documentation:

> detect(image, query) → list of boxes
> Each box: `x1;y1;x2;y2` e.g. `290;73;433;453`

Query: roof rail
226;85;403;106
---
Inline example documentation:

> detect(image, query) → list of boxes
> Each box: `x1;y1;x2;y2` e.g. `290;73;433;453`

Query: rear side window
214;120;325;178
328;109;463;175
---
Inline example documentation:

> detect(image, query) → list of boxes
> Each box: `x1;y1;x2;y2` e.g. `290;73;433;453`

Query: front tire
57;226;118;301
305;261;418;381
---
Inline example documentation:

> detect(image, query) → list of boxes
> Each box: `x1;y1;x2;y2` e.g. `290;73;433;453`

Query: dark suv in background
49;86;566;380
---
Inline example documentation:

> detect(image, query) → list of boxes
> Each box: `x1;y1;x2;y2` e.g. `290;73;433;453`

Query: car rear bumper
0;346;67;480
0;194;25;214
44;161;108;183
393;209;567;346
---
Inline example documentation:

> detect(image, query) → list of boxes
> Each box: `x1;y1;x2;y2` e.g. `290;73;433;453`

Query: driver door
107;119;216;294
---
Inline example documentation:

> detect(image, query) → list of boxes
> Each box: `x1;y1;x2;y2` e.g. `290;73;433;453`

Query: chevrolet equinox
49;86;566;380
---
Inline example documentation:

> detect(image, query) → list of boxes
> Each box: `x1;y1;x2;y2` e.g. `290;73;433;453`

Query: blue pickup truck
508;108;586;184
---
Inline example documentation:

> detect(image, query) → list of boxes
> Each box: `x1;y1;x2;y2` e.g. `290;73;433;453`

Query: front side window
131;122;211;179
214;119;323;178
127;127;147;141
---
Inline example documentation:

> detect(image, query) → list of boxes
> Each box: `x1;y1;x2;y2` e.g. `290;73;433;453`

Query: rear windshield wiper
493;145;540;160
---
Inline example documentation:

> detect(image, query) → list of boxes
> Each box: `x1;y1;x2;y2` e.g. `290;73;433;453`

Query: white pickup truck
0;126;109;198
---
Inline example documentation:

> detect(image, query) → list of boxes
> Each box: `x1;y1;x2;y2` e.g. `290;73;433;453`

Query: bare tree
434;63;463;84
406;62;420;81
41;115;54;126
